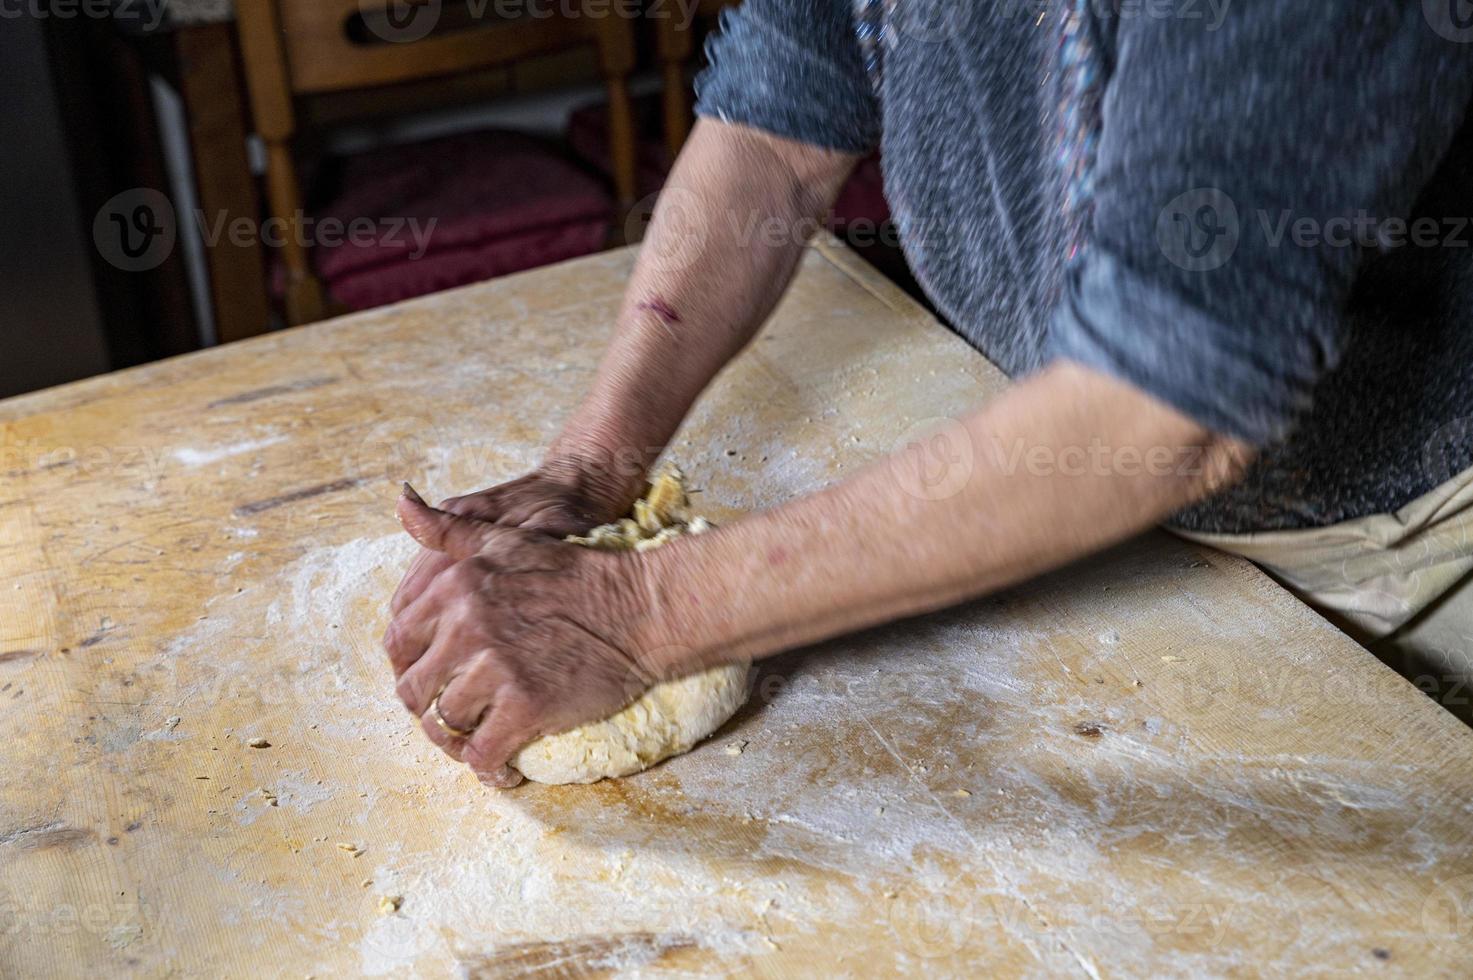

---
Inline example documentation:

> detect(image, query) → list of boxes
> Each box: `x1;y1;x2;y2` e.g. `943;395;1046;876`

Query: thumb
397;484;522;560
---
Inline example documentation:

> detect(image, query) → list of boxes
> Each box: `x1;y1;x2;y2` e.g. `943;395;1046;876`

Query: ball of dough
511;661;751;785
510;467;751;785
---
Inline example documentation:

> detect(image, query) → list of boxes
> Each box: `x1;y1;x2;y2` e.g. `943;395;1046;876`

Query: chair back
235;0;638;326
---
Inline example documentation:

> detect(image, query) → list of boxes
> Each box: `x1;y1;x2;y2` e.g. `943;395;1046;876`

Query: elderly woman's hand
383;487;665;787
388;461;638;623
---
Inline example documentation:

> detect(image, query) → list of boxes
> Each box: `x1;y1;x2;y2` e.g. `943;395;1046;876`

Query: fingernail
401;482;428;506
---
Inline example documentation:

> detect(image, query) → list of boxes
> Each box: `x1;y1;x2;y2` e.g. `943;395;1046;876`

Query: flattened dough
510;467;752;785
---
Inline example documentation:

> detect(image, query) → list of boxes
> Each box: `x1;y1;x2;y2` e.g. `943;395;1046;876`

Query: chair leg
284;269;326;327
593;15;639;212
605;72;639;210
653;9;695;161
661;60;691;160
263;139;325;325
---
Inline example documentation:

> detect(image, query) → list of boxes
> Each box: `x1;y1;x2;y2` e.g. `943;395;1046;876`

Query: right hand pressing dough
509;468;752;785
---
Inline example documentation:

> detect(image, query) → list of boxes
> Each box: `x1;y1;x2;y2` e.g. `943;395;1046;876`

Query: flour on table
510;467;752;785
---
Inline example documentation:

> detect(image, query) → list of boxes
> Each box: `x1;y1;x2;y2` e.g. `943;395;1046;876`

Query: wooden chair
653;0;738;158
236;0;639;326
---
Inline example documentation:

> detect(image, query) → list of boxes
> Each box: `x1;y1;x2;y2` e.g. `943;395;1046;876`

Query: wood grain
1;240;1470;977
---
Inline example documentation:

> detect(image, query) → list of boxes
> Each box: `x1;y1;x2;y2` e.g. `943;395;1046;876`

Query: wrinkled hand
384;487;659;787
389;462;636;621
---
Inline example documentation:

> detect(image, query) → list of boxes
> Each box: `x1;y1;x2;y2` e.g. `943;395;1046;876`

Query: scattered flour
172;435;287;467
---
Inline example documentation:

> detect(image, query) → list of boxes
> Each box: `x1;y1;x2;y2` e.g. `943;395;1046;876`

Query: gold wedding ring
426;692;478;739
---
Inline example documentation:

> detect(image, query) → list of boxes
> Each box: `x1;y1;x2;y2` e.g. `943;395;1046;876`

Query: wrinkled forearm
547;119;860;500
638;361;1256;671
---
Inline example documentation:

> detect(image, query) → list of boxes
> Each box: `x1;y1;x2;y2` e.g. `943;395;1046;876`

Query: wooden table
3;241;1471;977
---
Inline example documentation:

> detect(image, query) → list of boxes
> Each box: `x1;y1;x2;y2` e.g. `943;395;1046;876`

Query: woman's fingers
408;651;502;764
389;548;454;617
500;499;595;537
432;655;501;734
397;486;526;560
392;616;471;717
389;485;518;615
439;491;510;521
460;698;538;788
381;583;447;678
398;644;475;762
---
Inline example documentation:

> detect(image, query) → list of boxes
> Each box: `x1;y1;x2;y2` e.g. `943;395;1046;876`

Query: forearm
641;362;1255;669
547;119;860;496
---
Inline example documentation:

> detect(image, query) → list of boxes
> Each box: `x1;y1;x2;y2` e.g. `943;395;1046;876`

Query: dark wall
0;13;112;398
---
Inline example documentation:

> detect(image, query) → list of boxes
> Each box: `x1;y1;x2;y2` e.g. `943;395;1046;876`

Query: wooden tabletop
3;240;1471;977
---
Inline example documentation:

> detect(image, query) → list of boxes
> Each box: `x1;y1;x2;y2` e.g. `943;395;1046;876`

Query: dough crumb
246;737;270;748
724;740;748;756
377;895;402;915
953;789;972;798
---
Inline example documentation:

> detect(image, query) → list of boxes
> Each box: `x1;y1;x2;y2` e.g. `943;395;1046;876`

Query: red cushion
324;220;608;311
300;130;612;310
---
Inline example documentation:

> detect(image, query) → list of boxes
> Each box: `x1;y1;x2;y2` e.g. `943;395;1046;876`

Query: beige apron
1172;465;1473;722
